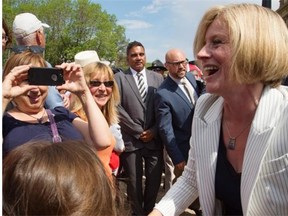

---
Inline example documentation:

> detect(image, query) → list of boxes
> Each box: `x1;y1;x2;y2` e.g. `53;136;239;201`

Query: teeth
204;66;218;71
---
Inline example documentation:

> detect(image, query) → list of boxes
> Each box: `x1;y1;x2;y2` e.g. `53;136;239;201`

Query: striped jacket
155;85;288;216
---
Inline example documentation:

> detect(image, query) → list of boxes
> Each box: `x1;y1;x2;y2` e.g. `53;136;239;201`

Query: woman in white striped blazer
150;3;288;216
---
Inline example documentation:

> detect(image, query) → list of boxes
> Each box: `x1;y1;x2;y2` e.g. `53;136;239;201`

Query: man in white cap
12;13;68;109
13;13;50;47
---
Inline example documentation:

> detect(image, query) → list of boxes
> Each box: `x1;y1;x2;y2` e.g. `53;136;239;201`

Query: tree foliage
3;0;129;68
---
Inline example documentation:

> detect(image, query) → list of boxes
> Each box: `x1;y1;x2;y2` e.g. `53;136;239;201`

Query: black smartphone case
28;67;65;86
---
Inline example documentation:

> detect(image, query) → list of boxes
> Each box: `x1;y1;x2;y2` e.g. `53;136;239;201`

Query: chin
96;100;107;107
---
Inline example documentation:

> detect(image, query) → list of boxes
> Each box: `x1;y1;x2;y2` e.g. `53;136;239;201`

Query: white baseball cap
13;13;50;39
74;50;110;67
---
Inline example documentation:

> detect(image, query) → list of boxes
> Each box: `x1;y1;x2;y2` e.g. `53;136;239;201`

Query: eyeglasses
166;60;188;67
89;80;114;87
153;68;164;72
11;45;45;54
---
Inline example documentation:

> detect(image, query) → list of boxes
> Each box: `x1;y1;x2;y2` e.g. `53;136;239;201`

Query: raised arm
2;65;34;114
56;63;112;150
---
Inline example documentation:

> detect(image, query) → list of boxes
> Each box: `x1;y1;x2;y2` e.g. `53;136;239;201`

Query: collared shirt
169;74;198;104
169;74;189;99
130;67;148;92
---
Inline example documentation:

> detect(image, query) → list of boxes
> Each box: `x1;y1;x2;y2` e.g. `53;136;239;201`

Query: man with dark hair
115;41;164;215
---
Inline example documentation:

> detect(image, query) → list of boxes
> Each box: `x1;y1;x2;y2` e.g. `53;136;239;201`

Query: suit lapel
145;70;156;104
193;95;224;215
166;76;192;108
241;86;283;215
124;69;145;106
193;86;287;215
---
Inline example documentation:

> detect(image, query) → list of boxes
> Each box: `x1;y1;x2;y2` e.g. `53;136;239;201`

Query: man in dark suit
114;41;164;215
155;48;204;215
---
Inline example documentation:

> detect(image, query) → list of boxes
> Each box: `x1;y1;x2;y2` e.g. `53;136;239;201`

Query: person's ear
35;31;44;46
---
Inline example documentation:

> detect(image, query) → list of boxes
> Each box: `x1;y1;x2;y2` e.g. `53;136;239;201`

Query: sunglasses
89;80;114;87
153;68;164;72
11;45;45;54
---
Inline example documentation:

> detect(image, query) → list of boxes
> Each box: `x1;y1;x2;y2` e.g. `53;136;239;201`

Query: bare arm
56;63;112;150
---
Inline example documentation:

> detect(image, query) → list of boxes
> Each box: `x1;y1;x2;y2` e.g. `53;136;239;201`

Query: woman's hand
3;64;34;101
56;63;89;96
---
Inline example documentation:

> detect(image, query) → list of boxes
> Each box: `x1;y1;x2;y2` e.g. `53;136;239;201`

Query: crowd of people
2;3;288;216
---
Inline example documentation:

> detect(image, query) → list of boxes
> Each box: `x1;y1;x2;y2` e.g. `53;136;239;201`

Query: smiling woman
2;50;113;158
149;3;288;216
69;51;124;177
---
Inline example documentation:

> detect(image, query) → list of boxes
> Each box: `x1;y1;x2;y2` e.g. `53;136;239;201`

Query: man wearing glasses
12;13;68;109
154;48;204;215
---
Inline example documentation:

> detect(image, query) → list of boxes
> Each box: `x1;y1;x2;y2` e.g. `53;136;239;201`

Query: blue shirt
45;61;64;109
3;106;83;155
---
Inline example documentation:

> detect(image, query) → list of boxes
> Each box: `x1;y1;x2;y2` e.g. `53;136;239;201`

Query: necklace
224;120;252;150
16;107;46;124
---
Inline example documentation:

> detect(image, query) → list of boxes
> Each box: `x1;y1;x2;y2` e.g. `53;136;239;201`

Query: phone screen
28;67;65;86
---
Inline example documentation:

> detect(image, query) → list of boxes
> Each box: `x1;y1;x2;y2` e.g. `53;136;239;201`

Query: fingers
7;65;30;78
57;62;81;72
61;94;70;108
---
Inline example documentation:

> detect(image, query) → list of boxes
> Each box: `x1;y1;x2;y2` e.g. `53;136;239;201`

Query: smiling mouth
96;95;108;98
203;66;219;76
27;94;41;103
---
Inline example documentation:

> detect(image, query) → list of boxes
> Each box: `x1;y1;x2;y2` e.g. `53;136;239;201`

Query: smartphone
28;67;65;86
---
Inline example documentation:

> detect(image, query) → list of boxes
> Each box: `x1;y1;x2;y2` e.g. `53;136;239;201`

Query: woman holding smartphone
2;50;113;157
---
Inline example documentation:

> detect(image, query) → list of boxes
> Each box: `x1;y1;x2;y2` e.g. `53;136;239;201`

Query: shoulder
193;93;223;121
2;113;20;138
146;69;164;86
158;77;176;91
51;106;78;121
147;69;162;79
115;69;131;79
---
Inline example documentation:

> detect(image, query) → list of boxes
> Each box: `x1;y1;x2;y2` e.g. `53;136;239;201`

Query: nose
197;44;211;60
98;83;106;90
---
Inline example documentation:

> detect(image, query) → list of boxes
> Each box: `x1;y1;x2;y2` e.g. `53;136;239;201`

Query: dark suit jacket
114;68;164;152
155;72;202;165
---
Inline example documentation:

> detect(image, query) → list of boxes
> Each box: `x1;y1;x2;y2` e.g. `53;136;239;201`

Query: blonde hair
70;62;120;125
3;140;121;215
194;3;288;87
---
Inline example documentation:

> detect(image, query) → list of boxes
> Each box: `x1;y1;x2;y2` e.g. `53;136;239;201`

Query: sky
93;0;280;63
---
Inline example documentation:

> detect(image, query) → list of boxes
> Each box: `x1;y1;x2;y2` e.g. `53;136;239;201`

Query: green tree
2;0;129;68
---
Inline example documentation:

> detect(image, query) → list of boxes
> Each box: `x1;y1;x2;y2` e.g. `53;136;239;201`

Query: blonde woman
70;57;124;176
150;3;288;216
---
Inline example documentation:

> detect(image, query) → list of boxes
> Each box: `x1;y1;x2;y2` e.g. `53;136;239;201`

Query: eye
212;38;223;45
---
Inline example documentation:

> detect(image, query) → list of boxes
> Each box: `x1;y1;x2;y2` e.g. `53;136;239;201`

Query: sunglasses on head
89;80;114;87
11;45;45;54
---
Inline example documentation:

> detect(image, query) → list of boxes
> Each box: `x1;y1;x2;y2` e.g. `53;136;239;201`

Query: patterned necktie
137;73;147;102
181;78;197;105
